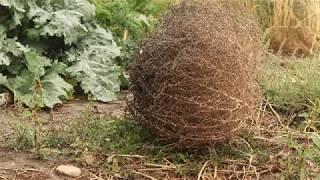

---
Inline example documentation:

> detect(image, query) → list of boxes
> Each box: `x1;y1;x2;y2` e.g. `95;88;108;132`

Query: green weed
4;101;320;179
258;55;320;111
44;113;153;154
8;120;34;151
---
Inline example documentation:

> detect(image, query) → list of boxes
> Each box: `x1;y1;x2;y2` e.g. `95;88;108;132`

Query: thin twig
139;168;173;172
129;170;158;180
197;160;210;180
242;166;246;180
86;170;104;180
144;163;175;170
115;154;145;158
267;102;284;127
97;153;145;159
163;158;176;168
213;166;218;179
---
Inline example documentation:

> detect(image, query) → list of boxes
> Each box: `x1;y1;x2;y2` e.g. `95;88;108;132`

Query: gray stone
56;165;81;177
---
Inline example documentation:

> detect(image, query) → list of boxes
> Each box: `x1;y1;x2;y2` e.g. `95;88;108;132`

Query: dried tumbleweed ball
129;0;262;149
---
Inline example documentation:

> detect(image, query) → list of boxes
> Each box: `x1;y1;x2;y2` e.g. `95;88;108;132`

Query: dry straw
129;0;262;149
244;0;320;56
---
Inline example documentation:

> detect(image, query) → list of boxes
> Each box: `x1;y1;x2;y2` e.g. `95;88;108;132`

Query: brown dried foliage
268;26;316;57
129;0;262;149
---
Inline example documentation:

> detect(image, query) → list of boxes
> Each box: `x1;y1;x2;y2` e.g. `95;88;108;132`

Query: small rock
56;165;81;177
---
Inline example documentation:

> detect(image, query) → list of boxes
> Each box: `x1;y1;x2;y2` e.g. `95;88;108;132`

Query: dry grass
61;108;320;179
2;100;320;179
179;0;320;56
243;0;320;56
196;109;320;179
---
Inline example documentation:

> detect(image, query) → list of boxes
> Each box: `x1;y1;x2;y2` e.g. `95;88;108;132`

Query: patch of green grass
4;108;320;179
44;114;153;154
0;109;34;150
258;55;320;111
8;121;34;150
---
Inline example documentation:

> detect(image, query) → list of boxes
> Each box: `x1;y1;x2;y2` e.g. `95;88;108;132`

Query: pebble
56;165;81;177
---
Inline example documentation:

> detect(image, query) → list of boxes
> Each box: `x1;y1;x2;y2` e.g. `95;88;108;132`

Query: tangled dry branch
129;0;262;149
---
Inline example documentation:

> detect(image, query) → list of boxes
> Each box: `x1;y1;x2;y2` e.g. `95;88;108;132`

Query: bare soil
0;98;126;180
0;149;60;180
0;97;126;134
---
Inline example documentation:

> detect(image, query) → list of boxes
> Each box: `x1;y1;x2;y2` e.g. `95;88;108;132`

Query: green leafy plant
93;0;169;42
0;0;121;108
9;120;34;151
92;0;171;88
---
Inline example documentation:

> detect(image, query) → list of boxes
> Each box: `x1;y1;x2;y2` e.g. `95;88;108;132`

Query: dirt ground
0;149;62;180
0;98;126;180
0;96;126;133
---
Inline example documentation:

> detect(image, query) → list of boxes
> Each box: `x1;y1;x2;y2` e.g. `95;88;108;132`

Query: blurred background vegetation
89;0;320;115
91;0;176;88
93;0;320;130
93;0;320;110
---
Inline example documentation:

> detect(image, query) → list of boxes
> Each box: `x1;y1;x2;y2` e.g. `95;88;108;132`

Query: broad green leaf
47;61;68;74
41;10;88;44
0;27;12;66
0;0;26;28
24;51;51;77
0;25;28;56
27;0;51;24
27;0;96;44
0;0;10;6
0;53;10;66
0;0;121;108
5;58;24;75
65;0;96;19
4;51;72;108
83;27;113;43
6;39;29;56
80;27;120;57
6;70;38;107
67;27;121;102
7;69;72;108
0;28;28;67
38;72;73;108
67;49;121;102
0;25;6;42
